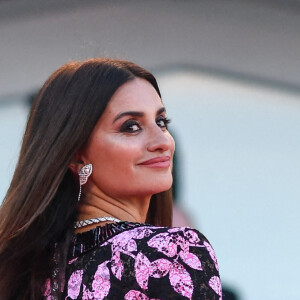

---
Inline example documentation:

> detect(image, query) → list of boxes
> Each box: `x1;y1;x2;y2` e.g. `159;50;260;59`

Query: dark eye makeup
119;119;141;133
156;116;171;129
119;116;171;133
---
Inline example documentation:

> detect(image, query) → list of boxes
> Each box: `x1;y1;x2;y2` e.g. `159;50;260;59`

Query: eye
156;116;171;129
120;119;141;133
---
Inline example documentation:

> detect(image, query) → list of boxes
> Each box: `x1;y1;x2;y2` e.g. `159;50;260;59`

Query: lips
138;156;170;168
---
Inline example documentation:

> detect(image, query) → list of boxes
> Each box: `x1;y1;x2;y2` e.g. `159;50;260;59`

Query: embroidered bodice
44;222;222;299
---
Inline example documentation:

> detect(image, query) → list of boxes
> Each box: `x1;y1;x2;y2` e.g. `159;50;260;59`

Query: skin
70;78;175;231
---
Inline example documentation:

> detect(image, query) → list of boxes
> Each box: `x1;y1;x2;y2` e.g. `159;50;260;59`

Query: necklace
74;216;121;229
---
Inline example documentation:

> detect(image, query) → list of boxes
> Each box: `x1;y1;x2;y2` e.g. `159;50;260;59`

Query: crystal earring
78;163;93;201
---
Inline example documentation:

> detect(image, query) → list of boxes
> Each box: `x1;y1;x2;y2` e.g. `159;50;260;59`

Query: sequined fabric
44;222;222;300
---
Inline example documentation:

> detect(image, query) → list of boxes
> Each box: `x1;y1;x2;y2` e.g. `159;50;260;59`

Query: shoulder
118;224;222;299
64;224;222;299
100;224;220;271
118;223;216;252
133;225;220;271
98;224;211;252
146;226;222;298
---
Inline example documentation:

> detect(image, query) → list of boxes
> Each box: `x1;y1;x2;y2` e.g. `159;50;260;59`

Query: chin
143;179;173;195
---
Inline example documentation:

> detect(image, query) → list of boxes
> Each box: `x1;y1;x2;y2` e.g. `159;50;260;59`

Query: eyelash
120;117;171;133
156;116;171;129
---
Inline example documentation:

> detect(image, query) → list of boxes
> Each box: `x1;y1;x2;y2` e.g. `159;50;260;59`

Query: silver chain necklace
74;216;121;229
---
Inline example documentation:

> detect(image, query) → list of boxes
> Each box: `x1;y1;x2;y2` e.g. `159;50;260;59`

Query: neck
76;189;151;232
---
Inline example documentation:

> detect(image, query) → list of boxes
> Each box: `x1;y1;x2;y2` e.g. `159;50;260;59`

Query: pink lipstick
138;156;170;168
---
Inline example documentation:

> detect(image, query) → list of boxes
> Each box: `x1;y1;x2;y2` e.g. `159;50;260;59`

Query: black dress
44;222;222;300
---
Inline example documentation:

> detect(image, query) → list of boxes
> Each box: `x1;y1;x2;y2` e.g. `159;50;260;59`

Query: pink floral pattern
82;261;110;300
58;223;221;299
92;261;110;298
183;229;200;245
135;252;151;289
209;276;222;299
149;259;172;278
169;262;193;298
67;270;83;299
179;250;202;270
124;290;160;300
111;251;124;280
125;290;149;300
148;232;181;257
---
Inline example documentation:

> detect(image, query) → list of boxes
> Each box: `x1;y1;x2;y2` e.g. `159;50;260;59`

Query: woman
0;58;222;299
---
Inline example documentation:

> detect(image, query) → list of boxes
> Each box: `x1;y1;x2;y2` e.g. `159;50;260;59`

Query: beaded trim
69;222;147;260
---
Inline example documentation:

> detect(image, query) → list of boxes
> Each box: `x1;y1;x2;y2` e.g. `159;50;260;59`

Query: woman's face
81;78;175;199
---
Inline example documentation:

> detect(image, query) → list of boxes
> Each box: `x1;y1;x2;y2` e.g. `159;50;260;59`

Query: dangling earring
78;163;93;201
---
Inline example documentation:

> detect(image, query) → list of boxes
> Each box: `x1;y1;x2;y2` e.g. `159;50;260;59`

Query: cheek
86;136;148;197
88;136;143;172
110;137;141;159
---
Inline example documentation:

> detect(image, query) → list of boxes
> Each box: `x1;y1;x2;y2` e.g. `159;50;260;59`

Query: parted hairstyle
0;58;173;300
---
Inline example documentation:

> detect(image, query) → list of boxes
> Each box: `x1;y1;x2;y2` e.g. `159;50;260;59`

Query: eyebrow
113;107;166;123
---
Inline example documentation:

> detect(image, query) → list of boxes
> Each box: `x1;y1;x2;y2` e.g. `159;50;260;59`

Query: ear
69;153;85;175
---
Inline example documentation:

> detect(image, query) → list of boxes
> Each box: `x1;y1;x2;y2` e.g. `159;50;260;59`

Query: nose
147;126;173;153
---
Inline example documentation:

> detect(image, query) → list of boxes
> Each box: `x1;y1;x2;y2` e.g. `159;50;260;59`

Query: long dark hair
0;58;173;299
